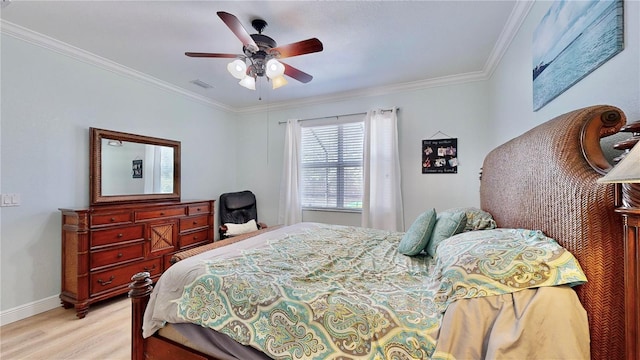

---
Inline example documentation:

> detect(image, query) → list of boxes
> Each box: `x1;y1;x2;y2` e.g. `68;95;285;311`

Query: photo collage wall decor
422;138;458;174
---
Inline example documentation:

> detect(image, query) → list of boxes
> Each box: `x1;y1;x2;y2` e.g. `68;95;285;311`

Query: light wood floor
0;295;130;360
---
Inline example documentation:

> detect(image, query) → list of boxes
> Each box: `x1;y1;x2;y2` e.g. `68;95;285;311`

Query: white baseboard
0;295;60;326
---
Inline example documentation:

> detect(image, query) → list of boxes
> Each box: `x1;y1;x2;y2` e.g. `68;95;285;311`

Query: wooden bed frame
130;105;632;360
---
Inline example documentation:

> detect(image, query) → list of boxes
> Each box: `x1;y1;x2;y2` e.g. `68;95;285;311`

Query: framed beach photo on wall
532;0;624;111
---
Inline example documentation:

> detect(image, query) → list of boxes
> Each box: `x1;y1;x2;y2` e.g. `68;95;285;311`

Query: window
159;147;174;193
301;119;364;210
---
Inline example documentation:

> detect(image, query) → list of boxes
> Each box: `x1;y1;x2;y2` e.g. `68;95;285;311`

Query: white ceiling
0;1;530;112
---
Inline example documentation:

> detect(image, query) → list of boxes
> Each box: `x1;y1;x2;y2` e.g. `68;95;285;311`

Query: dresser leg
74;303;89;319
60;300;73;309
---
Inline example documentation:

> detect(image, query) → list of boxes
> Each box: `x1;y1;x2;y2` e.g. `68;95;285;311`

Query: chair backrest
219;190;258;226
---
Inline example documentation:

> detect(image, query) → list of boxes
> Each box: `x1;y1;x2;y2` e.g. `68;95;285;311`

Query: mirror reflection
601;131;626;164
90;127;180;205
101;139;174;196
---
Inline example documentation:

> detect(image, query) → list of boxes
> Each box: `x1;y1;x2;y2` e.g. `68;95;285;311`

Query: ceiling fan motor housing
249;34;277;53
244;33;279;77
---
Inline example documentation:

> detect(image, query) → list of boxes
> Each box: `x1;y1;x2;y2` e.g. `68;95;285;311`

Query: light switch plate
1;193;20;207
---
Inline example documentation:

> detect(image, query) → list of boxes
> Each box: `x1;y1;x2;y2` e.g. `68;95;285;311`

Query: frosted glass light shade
238;76;256;90
227;59;247;80
271;75;288;89
107;140;123;147
266;59;285;79
598;142;640;183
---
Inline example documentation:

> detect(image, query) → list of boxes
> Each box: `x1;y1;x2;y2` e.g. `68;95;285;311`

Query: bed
130;104;628;360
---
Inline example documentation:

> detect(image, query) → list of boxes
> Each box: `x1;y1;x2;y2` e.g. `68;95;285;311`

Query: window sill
302;207;362;214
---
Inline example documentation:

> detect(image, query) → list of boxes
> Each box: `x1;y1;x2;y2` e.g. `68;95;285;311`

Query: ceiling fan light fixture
271;75;288;89
265;59;285;79
227;59;247;80
239;75;256;90
186;12;323;92
107;140;123;147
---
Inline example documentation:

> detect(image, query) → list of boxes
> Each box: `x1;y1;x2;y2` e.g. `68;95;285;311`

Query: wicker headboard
480;105;626;359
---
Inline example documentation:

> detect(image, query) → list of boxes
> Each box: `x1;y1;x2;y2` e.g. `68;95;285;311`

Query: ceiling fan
186;11;323;90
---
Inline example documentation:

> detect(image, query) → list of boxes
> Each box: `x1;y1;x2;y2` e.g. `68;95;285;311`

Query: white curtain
278;119;303;225
362;108;404;231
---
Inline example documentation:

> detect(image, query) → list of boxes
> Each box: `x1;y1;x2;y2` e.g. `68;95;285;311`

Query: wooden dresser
59;199;215;318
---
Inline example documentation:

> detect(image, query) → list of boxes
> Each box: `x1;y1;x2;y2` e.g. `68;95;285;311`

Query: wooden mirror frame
90;127;181;206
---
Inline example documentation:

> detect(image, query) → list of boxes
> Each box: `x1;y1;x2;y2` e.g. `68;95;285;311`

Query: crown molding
483;0;534;77
1;1;532;114
0;20;234;112
238;71;488;114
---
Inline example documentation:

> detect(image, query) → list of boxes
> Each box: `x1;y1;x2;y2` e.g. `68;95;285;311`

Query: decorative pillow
434;228;587;305
398;208;437;256
444;207;497;232
224;219;259;236
426;211;467;257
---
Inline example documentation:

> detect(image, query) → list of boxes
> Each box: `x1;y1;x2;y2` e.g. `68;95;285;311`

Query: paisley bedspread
142;222;587;359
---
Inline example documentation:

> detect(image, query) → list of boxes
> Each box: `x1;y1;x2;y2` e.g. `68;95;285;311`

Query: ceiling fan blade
217;11;258;49
271;38;323;58
283;62;313;83
185;52;239;58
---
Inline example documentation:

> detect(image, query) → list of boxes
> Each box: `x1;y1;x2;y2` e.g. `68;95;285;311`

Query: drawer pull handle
144;264;157;272
117;233;123;238
117;253;123;258
196;208;201;212
110;217;116;222
97;276;115;286
192;221;198;225
160;212;165;216
193;236;198;240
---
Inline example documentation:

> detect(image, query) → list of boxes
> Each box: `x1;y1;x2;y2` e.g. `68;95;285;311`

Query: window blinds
300;120;364;210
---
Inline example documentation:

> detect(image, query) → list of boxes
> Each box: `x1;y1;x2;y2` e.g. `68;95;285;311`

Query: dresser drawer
180;215;209;232
188;202;211;216
180;229;209;248
90;258;161;295
91;225;144;248
135;207;186;221
90;211;133;227
90;242;144;270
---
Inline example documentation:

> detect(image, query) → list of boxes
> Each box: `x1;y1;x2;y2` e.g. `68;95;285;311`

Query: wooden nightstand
607;120;640;359
615;207;640;360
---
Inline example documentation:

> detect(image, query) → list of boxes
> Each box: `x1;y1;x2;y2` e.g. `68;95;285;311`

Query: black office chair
218;190;266;239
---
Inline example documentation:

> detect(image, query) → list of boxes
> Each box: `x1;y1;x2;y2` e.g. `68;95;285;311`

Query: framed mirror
90;127;181;205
